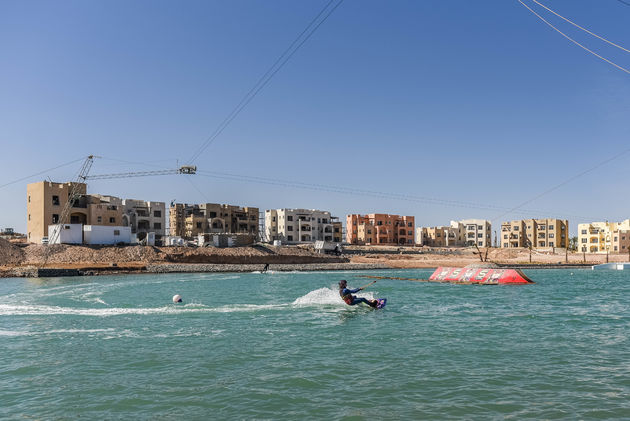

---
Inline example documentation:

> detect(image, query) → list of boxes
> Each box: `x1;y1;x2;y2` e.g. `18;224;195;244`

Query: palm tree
569;236;578;251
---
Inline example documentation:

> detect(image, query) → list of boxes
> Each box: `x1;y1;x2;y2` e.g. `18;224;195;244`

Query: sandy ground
1;239;627;276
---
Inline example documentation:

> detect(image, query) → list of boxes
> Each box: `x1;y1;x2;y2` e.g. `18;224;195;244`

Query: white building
48;224;83;244
83;225;131;245
265;209;336;244
460;219;492;247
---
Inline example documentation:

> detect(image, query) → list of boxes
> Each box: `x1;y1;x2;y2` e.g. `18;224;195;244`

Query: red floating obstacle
429;267;534;285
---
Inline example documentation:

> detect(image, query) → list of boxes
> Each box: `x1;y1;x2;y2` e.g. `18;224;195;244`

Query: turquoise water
1;269;629;420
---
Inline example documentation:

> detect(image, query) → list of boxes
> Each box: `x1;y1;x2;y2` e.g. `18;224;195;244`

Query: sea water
1;269;628;420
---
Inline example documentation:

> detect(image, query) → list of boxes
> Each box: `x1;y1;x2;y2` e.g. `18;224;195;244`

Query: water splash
292;287;375;307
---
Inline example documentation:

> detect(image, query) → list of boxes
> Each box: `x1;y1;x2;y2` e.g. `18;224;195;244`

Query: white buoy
172;294;182;303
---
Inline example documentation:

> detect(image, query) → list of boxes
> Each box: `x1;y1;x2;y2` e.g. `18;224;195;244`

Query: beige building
346;213;415;245
170;203;259;239
265;209;338;244
27;181;165;244
416;220;488;247
121;199;166;240
501;218;569;249
577;219;630;253
26;181;123;244
460;219;492;247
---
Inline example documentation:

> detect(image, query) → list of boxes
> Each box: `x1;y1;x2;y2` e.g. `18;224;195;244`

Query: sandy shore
1;239;627;277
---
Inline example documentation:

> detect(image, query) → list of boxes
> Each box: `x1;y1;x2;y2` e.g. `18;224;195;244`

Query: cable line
187;0;345;164
492;147;630;223
0;158;85;190
531;0;630;53
194;170;599;221
518;0;630;74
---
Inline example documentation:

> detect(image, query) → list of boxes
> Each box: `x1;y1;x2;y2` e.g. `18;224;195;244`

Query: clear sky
1;0;629;236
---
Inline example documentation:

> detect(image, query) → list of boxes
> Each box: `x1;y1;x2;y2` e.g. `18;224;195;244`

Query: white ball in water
172;294;182;303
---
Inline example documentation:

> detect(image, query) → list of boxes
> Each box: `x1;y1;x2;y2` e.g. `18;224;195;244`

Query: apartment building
27;181;166;244
577;219;630;253
416;226;451;247
265;209;338;244
332;220;343;243
346;213;415;245
500;218;569;249
169;203;259;239
26;181;124;244
121;199;166;241
460;219;492;247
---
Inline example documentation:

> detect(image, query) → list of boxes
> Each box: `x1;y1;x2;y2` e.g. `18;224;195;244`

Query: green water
1;269;629;420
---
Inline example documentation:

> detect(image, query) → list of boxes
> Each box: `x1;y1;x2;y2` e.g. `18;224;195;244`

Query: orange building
346;213;415;245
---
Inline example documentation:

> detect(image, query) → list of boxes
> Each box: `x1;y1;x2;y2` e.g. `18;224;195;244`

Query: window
196;222;202;229
28;195;30;203
514;226;519;231
581;238;587;243
477;233;483;238
504;235;508;239
154;223;161;229
97;216;102;223
549;233;554;238
591;238;598;243
287;216;293;221
52;214;59;224
614;237;618;242
114;230;120;236
477;225;482;230
478;241;483;246
52;195;60;206
367;230;371;234
408;230;412;235
287;235;293;241
317;218;321;223
581;230;587;235
322;218;328;224
377;221;383;226
539;241;546;247
549;242;554;247
28;214;31;221
408;222;412;227
504;244;508;248
614;246;618;251
287;226;293;231
109;217;116;223
154;211;162;218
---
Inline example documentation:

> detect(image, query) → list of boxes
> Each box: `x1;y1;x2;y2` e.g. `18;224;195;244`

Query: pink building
346;213;415;245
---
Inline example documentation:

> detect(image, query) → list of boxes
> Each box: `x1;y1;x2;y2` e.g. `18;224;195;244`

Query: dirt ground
1;240;627;274
348;246;628;268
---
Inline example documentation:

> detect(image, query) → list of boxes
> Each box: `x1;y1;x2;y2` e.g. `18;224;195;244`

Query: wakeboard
375;298;387;309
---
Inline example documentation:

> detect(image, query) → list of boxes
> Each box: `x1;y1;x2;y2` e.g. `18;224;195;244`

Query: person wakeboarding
338;279;378;308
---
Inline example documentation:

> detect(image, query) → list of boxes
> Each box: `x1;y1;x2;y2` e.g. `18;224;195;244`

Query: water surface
1;269;628;419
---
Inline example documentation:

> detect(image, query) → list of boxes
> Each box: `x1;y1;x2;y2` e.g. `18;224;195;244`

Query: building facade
170;203;259;239
577;219;630;253
121;199;166;241
27;181;164;244
501;218;569;249
346;213;415;245
265;209;338;244
458;219;492;247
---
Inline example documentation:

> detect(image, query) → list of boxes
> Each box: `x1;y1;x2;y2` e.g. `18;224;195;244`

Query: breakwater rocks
147;263;389;273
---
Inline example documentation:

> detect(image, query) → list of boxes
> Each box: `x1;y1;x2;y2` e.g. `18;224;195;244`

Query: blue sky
1;0;629;235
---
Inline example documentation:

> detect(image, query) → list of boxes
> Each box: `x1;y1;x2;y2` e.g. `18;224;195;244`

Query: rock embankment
147;263;388;273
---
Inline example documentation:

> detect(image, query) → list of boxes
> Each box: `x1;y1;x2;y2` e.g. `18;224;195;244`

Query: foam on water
0;302;286;317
